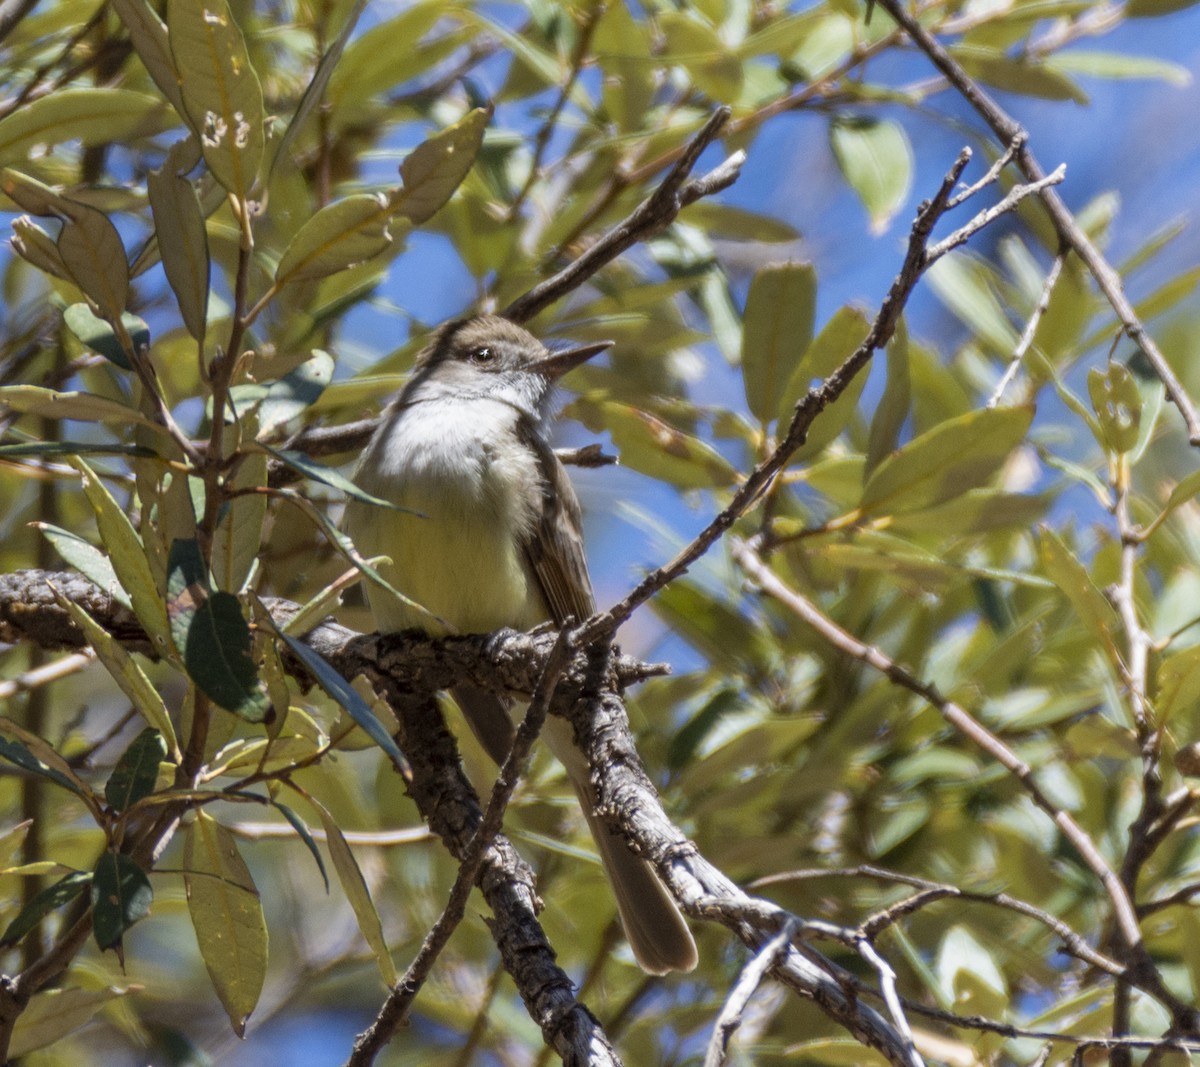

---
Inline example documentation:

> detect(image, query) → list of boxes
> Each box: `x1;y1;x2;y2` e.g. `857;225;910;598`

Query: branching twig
873;0;1200;445
989;251;1066;408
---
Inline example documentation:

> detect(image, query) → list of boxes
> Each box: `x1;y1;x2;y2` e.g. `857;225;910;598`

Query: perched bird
346;315;698;974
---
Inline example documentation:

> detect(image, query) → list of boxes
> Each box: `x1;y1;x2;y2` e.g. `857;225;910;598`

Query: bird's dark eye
469;346;494;365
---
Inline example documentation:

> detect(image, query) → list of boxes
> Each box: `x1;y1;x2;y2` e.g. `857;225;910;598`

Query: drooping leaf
167;0;265;200
11;216;70;280
57;210;130;321
0;720;89;799
742;262;816;424
148;141;210;343
110;0;188;116
0;872;91;946
72;457;172;654
167;539;270;722
312;799;397;987
274;627;409;774
953;46;1088;102
91;851;153;951
830;115;913;233
55;594;179;751
105;728;168;812
271;800;329;891
184;811;268;1037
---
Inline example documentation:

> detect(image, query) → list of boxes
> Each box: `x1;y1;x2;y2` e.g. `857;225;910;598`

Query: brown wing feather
519;420;595;626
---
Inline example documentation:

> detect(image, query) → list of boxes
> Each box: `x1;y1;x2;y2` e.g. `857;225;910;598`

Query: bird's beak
531;340;613;380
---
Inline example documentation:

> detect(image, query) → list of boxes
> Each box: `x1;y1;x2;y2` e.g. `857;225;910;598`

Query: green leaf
0;385;157;430
91;851;153;951
264;446;418;510
184;811;268;1037
274;628;410;774
8;985;134;1059
0;720;88;799
681;201;800;243
271;800;329;891
1087;363;1141;453
1127;0;1200;16
936;926;1007;1018
0;442;155;460
62;303;149;370
11;216;70;280
72;456;172;654
167;539;271;722
865;318;911;476
55;594;179;752
565;397;738;489
33;523;128;608
250;351;334;435
148;141;210;343
274;193;398;287
954;47;1087;102
391;106;490;225
1045;50;1190;86
110;0;188;116
105;728;167;812
659;10;743;100
1038;529;1122;665
829;116;913;234
742;262;816;424
57;210;130;321
0;87;175;164
0;872;91;947
860;406;1033;516
167;0;265;200
210;449;268;593
312;799;397;987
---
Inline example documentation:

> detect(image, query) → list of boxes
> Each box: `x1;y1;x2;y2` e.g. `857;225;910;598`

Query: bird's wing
519;420;596;626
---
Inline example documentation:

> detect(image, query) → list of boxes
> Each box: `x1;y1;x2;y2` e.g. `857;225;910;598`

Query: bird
345;314;698;975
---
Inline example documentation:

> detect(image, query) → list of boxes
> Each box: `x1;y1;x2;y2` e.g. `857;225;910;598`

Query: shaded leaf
184;811;268;1037
110;0;187;116
865;318;911;476
0;871;91;947
92;851;153;951
0;719;89;799
8;985;134;1059
210;449;268;593
1087;363;1141;453
63;303;149;370
1039;528;1122;666
57;210;130;320
954;46;1087;102
264;446;418;510
105;728;167;812
272;800;330;891
11;216;70;280
148;142;210;342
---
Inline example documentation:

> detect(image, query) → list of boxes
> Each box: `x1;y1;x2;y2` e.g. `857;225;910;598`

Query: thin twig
989;251;1066;408
873;0;1200;445
704;921;796;1067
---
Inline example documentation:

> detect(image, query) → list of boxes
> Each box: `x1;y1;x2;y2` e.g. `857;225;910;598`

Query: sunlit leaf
8;985;134;1059
742;262;816;424
830;116;913;233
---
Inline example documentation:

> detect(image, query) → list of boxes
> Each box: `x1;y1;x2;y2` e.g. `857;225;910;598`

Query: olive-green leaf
148;148;210;342
11;217;70;280
264;446;417;510
71;457;172;654
1127;0;1200;14
110;0;188;116
57;211;130;320
167;0;264;200
56;594;178;751
1045;50;1190;86
210;449;267;593
251;350;334;435
91;852;153;951
830;116;913;234
0;385;157;430
275;193;396;287
953;46;1087;103
1038;528;1122;665
1087;363;1141;454
8;985;133;1059
0;872;90;947
391;106;490;225
742;262;816;424
167;538;270;722
860;406;1034;515
34;523;128;608
105;728;167;813
865;318;911;477
0;88;175;164
312;800;397;987
184;810;268;1037
63;303;149;370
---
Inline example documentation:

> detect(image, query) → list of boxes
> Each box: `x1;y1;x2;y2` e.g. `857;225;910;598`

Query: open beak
531;339;613;380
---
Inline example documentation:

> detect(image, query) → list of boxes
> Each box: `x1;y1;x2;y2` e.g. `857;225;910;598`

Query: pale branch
988;251;1065;409
730;538;1197;1033
873;0;1200;445
347;631;575;1067
501;106;744;324
703;921;796;1067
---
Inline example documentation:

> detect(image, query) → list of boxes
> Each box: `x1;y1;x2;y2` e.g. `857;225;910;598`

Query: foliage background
0;0;1199;1065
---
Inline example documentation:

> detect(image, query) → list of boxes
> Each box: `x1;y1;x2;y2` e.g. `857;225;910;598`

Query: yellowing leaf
184;811;268;1036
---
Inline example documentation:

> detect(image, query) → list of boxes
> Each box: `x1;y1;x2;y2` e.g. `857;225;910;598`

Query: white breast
346;397;548;635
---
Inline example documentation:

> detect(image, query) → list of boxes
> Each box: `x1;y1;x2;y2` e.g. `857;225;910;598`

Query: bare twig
0;650;93;701
989;251;1066;408
704;921;796;1067
873;0;1200;445
502;107;744;324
